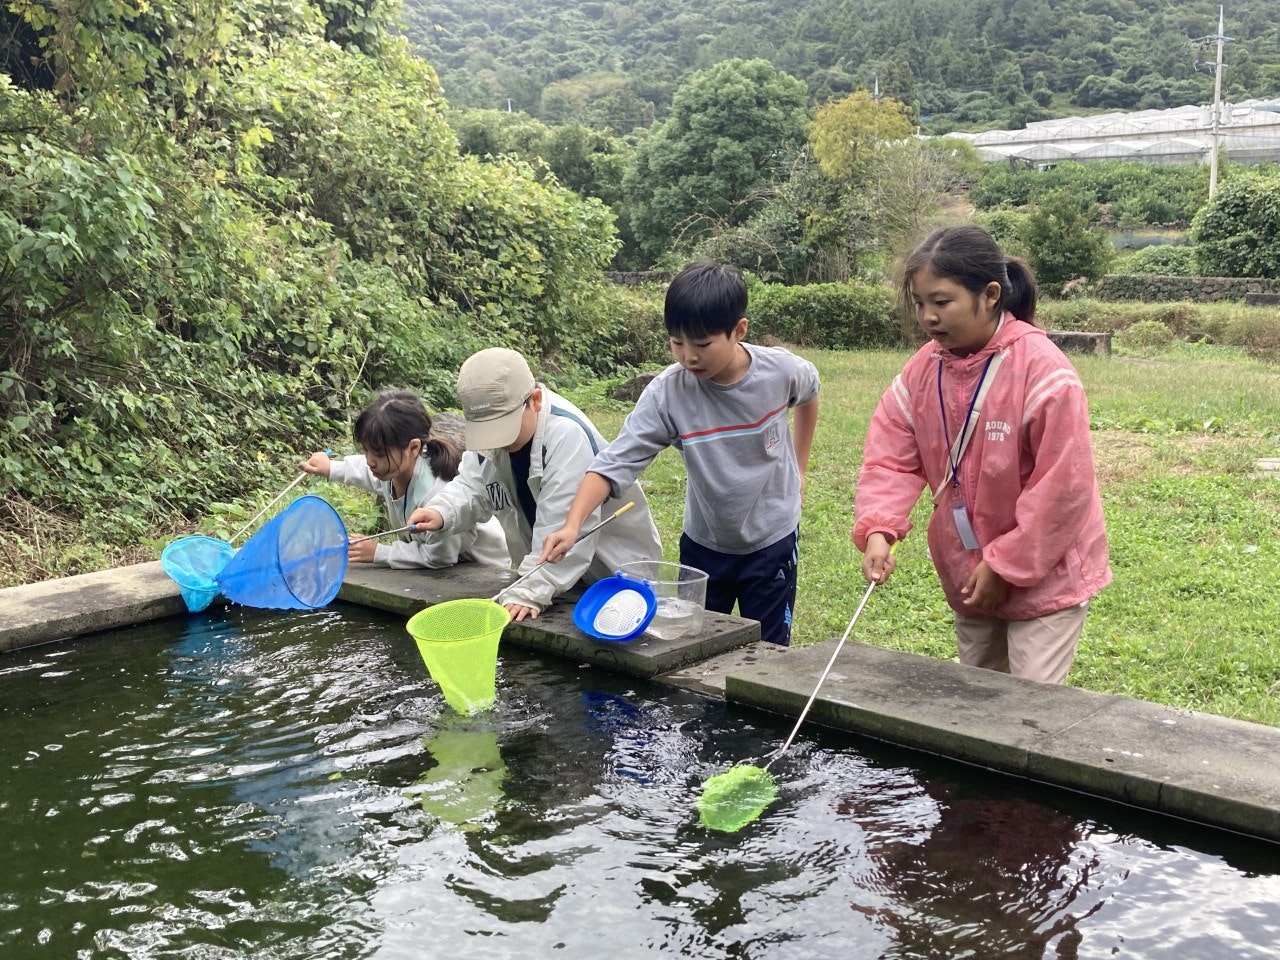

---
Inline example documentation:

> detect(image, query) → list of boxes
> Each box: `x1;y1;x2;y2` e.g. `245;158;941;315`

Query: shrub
1115;319;1175;356
1023;194;1114;293
1113;245;1197;277
973;208;1029;257
749;282;901;349
1191;171;1280;278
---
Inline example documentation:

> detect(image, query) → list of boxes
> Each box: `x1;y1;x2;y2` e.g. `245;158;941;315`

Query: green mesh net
696;764;778;833
406;600;509;715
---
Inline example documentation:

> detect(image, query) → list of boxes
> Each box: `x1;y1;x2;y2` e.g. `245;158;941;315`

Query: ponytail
424;436;462;482
1001;256;1038;325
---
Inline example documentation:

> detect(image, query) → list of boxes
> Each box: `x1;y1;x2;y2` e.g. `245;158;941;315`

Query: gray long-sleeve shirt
589;343;820;555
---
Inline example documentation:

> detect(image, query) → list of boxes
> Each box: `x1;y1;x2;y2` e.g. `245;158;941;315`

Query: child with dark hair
853;225;1111;683
300;390;507;569
540;260;821;646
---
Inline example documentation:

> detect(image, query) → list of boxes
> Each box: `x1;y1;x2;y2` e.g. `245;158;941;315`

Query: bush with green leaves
1022;194;1114;293
971;161;1207;226
1112;245;1197;277
748;282;901;349
972;208;1029;257
1191;171;1280;279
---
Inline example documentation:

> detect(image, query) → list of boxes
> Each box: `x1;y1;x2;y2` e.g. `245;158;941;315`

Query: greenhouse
953;99;1280;166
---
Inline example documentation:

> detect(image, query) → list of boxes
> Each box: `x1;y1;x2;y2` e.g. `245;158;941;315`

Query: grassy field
566;344;1280;727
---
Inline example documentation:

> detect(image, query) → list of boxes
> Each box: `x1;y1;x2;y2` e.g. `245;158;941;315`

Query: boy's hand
538;523;581;564
407;507;444;531
860;532;897;584
504;602;539;622
299;451;331;477
348;539;377;564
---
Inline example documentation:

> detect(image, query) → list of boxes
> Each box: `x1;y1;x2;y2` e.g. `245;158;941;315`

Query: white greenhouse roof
954;99;1280;164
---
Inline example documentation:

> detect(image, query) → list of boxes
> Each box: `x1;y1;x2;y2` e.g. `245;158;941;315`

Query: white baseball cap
455;348;536;449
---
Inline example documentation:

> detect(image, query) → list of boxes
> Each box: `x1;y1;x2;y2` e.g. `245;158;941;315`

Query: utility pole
1195;6;1234;197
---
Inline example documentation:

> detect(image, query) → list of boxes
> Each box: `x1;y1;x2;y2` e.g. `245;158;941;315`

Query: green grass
570;350;1280;727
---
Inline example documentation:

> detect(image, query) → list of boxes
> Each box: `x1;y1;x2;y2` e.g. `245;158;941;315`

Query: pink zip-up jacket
853;316;1111;620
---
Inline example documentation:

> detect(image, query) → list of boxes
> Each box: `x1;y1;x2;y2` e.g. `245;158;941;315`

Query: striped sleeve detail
679;402;789;446
549;405;600;455
888;374;914;428
1022;368;1081;426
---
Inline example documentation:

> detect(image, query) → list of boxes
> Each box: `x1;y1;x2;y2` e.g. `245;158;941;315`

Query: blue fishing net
216;494;348;610
161;535;236;613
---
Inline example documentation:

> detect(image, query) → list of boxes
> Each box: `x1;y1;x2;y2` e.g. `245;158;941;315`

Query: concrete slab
725;639;1122;771
723;637;1280;841
0;561;187;652
341;563;761;678
1030;700;1280;839
661;641;790;698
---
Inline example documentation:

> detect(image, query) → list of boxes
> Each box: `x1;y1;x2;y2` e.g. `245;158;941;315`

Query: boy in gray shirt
540;261;820;644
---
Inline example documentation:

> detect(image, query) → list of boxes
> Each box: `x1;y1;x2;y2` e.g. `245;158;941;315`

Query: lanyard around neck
936;352;1000;497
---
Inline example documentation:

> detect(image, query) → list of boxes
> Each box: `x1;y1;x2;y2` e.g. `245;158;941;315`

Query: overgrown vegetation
970;160;1210;227
0;2;648;548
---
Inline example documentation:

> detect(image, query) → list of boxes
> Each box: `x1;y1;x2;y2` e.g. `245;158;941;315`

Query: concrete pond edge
2;560;1278;844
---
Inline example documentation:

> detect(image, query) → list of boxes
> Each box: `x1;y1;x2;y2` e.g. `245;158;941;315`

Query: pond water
1;605;1278;959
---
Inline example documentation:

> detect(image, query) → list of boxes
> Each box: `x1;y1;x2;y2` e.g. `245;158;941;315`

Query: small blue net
161;535;236;613
216;494;348;610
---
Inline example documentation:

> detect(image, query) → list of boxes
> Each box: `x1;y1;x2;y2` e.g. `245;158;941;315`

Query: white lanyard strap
933;351;1004;502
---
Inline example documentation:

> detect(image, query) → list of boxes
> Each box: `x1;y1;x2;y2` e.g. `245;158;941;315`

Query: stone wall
1095;274;1280;302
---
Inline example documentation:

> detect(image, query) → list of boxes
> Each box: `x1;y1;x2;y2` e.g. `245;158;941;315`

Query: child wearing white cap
409;347;662;621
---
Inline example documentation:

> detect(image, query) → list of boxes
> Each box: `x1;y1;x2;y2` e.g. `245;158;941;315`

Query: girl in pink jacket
853;226;1110;684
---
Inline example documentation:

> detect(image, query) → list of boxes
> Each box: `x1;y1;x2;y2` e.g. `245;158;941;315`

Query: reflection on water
0;604;1278;959
407;722;507;829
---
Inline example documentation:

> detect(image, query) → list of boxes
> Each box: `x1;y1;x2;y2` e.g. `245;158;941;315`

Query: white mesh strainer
573;575;657;641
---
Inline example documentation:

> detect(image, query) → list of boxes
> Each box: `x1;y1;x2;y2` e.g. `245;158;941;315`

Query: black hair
663;260;749;338
899;225;1038;326
352;390;462;482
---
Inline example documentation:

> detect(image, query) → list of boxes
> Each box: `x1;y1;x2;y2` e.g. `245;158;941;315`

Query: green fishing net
696;764;778;833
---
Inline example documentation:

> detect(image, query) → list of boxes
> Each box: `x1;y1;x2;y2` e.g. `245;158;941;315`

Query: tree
808;91;915;183
622;59;809;263
1022;193;1114;293
802;91;921;278
1191;172;1280;278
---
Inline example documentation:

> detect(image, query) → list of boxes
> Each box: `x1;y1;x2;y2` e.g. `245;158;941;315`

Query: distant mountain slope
398;0;1280;132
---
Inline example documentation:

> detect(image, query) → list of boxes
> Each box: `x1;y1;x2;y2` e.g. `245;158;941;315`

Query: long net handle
349;522;417;545
230;472;308;545
766;542;898;770
494;501;635;602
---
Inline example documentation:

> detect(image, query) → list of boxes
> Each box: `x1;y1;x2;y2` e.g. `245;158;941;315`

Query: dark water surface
1;604;1277;959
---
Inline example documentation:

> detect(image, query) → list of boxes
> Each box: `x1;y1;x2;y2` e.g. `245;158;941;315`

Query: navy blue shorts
680;529;799;646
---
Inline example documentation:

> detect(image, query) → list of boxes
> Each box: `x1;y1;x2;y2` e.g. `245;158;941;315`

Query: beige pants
954;603;1089;685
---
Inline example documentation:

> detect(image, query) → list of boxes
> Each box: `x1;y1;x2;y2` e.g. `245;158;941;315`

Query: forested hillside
400;0;1280;131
